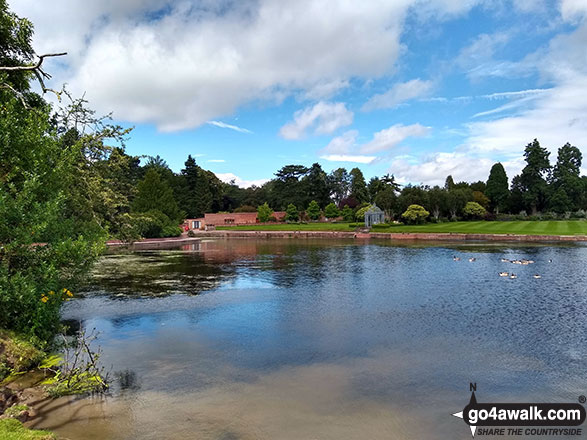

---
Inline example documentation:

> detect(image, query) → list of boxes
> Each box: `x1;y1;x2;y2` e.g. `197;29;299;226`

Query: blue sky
13;0;587;186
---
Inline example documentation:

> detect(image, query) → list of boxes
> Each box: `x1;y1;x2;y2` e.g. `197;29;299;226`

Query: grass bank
217;220;587;236
0;419;56;440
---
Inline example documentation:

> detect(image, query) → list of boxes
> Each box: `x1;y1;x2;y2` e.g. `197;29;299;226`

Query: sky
10;0;587;187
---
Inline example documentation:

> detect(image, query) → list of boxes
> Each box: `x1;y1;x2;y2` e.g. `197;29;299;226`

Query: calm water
29;238;587;439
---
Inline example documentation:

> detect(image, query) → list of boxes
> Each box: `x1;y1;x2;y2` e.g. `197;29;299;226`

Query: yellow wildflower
66;290;73;297
48;291;55;295
41;296;49;303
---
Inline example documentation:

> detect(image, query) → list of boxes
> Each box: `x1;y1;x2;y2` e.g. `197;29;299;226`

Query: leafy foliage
401;204;430;224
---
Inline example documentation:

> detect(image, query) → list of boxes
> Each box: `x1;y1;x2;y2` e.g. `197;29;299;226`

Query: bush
341;205;354;222
463;202;487;219
285;204;299;222
401;204;429;224
257;202;273;222
355;205;371;222
306;200;321;220
324;202;340;219
161;225;182;237
187;229;196;237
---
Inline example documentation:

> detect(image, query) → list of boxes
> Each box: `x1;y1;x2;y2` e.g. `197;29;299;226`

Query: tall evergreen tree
133;169;180;221
301;163;331;208
485;163;509;214
550;143;583;212
349;167;369;203
328;168;350;205
517;139;551;214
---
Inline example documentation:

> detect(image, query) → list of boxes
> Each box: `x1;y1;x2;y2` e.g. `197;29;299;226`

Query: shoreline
106;230;587;248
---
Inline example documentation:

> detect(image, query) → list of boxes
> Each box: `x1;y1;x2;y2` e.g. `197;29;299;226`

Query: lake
29;238;587;439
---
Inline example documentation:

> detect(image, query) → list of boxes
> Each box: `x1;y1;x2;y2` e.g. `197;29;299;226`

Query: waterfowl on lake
533;274;541;279
500;258;510;263
469;257;476;262
499;272;509;277
511;260;522;265
548;259;553;263
453;256;460;261
510;274;517;279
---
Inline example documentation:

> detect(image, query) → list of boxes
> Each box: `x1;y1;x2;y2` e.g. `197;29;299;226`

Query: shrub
324;203;340;219
355;205;371;222
257;202;273;222
161;225;182;237
285;204;299;222
306;200;321;220
463;202;487;219
187;229;196;237
341;205;354;222
401;204;429;224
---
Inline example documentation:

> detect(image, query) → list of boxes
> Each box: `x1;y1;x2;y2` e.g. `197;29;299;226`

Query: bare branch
0;52;67;72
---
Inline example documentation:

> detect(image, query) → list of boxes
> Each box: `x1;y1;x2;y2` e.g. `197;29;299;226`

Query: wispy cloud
280;102;353;140
207;121;253;134
362;79;433;111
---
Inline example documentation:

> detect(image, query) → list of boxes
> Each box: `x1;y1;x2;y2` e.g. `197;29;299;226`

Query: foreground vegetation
0;419;56;440
218;220;587;236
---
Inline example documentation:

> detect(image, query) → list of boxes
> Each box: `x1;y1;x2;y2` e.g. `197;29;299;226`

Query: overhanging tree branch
0;52;67;99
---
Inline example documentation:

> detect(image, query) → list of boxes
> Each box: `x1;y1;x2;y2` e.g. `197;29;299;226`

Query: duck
500;258;510;263
499;272;509;277
469;257;476;262
453;256;460;261
512;260;522;265
510;273;517;279
548;259;553;263
533;274;541;279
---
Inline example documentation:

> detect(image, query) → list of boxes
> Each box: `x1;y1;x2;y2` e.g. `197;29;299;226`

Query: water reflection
29;239;587;439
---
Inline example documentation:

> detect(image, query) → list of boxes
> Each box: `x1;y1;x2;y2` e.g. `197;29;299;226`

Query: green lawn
216;220;587;236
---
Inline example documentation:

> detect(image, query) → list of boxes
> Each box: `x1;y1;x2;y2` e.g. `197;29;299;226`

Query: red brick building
184;211;288;230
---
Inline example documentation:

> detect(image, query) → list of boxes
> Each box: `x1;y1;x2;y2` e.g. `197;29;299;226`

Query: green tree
301;163;331;208
548;187;572;214
485;163;509;214
427;186;448;220
257;202;273;222
444;175;455;191
324;202;341;219
463;201;487;219
328;168;350;205
341;205;354;222
517;139;551;214
285;203;299;222
306;200;321;220
132;169;181;222
368;177;384;202
401;204;429;224
374;188;395;219
349;167;368;203
446;188;472;219
550;143;583;212
472;191;490;209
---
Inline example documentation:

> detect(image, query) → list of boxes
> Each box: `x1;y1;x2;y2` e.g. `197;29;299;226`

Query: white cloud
207;121;253;134
390;152;525;186
461;20;587;158
320;154;376;164
322;130;358;154
279;102;353;140
302;79;350;101
360;124;431;154
560;0;587;21
215;172;269;188
11;0;420;132
362;79;434;110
